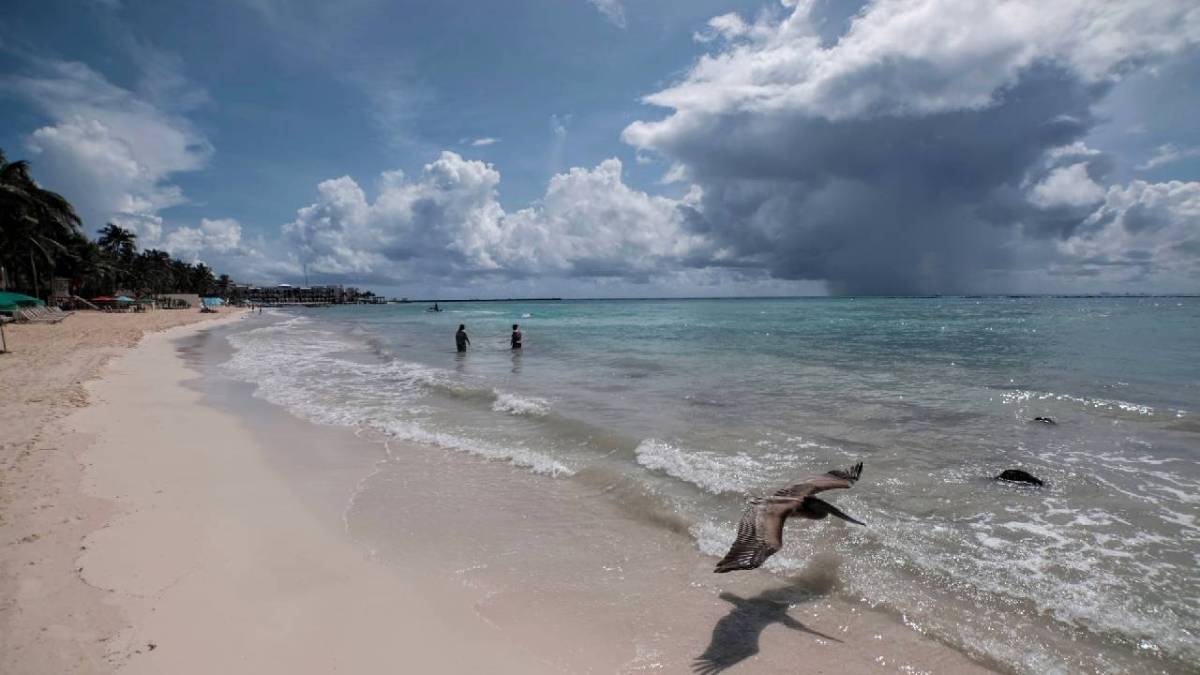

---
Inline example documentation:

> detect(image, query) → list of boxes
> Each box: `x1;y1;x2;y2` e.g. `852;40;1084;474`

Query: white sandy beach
1;310;236;673
2;312;560;674
1;312;995;674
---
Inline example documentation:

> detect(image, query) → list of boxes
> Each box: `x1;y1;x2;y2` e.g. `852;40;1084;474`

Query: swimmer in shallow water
455;323;470;352
511;323;522;350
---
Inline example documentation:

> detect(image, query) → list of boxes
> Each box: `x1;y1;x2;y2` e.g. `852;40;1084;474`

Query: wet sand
1;312;997;673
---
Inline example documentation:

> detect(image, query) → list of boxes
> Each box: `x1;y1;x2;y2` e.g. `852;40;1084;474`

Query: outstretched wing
773;462;863;499
713;500;791;573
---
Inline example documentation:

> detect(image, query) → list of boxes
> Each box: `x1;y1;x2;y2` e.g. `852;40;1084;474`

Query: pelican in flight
714;462;865;573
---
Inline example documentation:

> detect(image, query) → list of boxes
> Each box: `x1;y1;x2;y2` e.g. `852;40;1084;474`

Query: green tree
96;223;138;290
2;146;244;305
132;249;174;295
0;149;83;299
60;233;116;298
97;223;137;259
189;263;215;294
168;258;191;292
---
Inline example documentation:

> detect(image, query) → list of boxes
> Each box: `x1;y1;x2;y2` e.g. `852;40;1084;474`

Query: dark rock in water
1032;416;1056;425
995;469;1044;486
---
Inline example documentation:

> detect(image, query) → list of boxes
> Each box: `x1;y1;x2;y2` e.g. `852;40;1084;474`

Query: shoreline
74;316;560;673
2;310;997;673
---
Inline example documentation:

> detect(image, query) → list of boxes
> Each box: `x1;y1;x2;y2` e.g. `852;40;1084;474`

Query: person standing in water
511;323;523;350
455;324;470;352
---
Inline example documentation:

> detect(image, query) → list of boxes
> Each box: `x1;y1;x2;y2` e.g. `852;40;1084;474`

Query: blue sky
2;0;1199;297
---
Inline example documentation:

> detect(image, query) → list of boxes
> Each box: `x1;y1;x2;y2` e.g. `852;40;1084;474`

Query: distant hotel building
241;283;367;305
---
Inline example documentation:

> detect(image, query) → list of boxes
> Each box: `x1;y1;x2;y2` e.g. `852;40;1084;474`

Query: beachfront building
157;293;202;308
241;283;371;306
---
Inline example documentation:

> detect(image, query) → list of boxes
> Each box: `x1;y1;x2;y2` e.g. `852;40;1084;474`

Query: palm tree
216;273;232;298
97;223;137;259
130;249;168;295
169;258;191;292
0;149;83;299
60;233;116;298
187;263;214;294
2;147;249;305
97;223;138;290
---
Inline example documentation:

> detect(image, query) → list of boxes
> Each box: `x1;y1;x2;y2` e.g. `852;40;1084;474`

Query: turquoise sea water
223;297;1199;673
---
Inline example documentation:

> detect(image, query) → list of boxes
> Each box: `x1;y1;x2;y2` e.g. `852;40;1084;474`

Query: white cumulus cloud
628;0;1199;127
1059;180;1200;284
164;218;245;261
280;151;707;285
5;59;211;234
1029;163;1106;209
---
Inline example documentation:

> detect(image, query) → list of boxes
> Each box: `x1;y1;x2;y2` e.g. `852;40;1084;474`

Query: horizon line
383;293;1200;303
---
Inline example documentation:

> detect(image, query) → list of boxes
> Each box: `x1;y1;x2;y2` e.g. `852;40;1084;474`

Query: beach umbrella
0;293;39;354
92;296;114;302
0;291;45;312
114;295;134;303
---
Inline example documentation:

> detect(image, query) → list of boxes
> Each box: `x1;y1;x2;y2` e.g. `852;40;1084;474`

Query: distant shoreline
376;294;1200;304
397;297;563;303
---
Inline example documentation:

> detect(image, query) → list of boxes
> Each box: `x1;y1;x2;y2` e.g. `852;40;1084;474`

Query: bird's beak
825;502;865;526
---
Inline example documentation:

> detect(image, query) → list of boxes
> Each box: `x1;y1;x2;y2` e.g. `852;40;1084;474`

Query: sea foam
221;298;1200;674
634;439;773;495
223;318;571;477
491;391;551;417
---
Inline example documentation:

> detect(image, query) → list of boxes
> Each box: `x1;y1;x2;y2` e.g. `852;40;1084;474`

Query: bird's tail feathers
806;496;866;525
823;500;865;526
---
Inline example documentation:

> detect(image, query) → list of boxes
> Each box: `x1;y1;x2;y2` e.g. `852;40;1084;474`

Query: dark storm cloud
625;0;1200;294
650;67;1098;294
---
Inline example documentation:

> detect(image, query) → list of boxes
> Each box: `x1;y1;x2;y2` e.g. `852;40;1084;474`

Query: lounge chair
72;295;100;310
29;306;71;320
16;307;65;323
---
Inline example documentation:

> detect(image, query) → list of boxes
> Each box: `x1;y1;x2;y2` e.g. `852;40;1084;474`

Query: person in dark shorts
455;324;470;352
511;324;522;350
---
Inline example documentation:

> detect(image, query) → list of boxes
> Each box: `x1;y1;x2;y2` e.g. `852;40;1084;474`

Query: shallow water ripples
225;318;573;477
227;300;1200;674
682;447;1199;674
846;472;1196;673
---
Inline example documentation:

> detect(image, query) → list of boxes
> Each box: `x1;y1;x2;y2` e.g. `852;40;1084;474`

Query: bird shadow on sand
692;556;844;675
